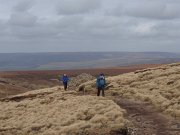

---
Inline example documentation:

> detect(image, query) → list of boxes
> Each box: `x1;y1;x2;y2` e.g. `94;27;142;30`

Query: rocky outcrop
69;73;95;90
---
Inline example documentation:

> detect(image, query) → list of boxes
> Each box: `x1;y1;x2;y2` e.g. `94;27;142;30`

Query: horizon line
0;51;180;54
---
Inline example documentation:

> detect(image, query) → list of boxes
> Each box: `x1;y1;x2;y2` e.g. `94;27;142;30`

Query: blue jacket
96;76;106;88
61;76;69;83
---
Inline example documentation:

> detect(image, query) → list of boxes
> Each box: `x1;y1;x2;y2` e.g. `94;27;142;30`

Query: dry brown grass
79;63;180;118
0;64;159;99
0;87;127;135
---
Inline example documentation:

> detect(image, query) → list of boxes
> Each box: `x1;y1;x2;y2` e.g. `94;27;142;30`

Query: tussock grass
0;87;127;135
80;63;180;118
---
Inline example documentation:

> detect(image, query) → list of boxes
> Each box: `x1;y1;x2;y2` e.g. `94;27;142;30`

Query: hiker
96;73;106;97
60;74;69;90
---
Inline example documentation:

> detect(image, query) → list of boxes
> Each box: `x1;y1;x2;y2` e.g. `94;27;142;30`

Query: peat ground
114;97;180;135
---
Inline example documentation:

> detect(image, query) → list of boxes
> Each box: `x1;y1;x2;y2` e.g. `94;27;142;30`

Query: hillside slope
80;63;180;118
0;87;128;135
0;64;160;99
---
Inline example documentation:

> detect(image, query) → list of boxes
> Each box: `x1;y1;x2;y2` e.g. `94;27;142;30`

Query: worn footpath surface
113;97;180;135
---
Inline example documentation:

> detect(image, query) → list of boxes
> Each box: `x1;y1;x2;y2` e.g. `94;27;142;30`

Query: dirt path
113;97;180;135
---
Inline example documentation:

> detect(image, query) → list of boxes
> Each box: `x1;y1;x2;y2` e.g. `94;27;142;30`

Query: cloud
57;0;101;15
9;12;37;27
0;0;180;52
57;15;83;28
154;20;180;39
8;0;37;27
126;4;180;19
13;0;34;12
132;22;157;36
110;1;180;20
0;20;8;36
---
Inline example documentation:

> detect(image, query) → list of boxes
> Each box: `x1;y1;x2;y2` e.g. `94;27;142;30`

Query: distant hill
0;52;180;71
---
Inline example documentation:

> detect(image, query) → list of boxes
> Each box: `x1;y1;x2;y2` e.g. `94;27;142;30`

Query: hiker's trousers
97;86;105;97
63;82;68;90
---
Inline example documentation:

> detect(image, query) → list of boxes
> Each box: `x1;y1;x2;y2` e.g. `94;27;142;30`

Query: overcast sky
0;0;180;53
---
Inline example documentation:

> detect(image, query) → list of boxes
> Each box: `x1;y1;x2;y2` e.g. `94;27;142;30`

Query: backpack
99;78;105;86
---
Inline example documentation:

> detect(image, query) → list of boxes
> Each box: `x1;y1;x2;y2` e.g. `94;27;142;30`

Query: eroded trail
113;97;180;135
